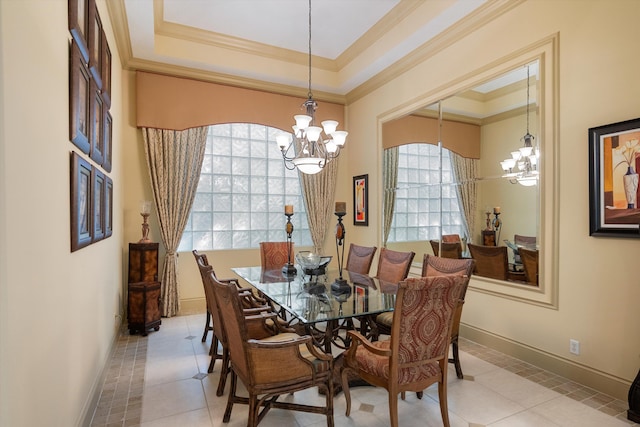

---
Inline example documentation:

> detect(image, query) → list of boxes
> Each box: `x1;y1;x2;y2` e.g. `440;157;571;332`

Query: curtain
141;126;208;317
382;147;399;246
300;159;339;254
450;152;478;243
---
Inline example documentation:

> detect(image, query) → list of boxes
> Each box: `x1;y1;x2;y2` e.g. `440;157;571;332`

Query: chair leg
340;366;352;416
248;394;259;427
202;310;211;342
326;373;335;427
389;392;399;427
208;335;219;370
438;379;451;427
223;369;236;423
451;337;463;379
216;348;230;396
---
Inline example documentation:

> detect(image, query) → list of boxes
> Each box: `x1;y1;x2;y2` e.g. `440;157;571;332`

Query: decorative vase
623;166;639;209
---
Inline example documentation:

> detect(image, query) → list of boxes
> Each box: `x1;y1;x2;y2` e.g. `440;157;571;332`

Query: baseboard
77;320;124;427
460;323;632;401
179;297;206;315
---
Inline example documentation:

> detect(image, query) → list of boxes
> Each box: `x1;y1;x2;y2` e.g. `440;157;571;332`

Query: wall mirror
380;37;558;308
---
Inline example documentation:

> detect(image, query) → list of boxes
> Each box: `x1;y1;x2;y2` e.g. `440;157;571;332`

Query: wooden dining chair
345;243;377;274
259;241;294;270
211;271;335;427
368;248;415;339
340;275;466;427
375;247;415;284
430;240;462;259
194;250;270;395
193;250;214;343
441;234;462;243
519;247;539;285
375;254;474;379
467;243;508;280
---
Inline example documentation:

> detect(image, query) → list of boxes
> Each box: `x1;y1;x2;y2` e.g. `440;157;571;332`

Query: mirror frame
377;34;559;308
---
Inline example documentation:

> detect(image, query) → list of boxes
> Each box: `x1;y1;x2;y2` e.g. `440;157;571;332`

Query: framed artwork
68;0;90;62
71;151;93;251
353;285;368;314
92;166;106;241
353;174;368;226
87;2;103;89
69;39;91;154
589;117;640;237
105;176;113;238
89;79;104;165
101;33;112;107
102;110;112;172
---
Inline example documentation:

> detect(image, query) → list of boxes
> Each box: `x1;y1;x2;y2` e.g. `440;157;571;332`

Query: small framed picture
89;79;104;164
105;176;113;238
102;110;112;172
92;166;106;241
70;151;93;251
353;174;368;226
101;34;112;107
68;0;90;62
588;117;640;237
87;3;103;89
69;39;91;154
353;285;368;314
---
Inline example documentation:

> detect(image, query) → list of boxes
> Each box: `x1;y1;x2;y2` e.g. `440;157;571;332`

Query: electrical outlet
569;339;580;355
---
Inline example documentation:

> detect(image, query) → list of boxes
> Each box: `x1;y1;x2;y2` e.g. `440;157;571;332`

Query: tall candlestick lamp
139;200;152;243
282;205;297;276
331;202;351;294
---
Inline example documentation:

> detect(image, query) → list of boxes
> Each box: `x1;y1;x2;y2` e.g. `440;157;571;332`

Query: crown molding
345;0;526;103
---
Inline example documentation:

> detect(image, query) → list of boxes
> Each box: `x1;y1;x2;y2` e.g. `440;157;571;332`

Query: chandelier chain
307;0;312;99
526;64;530;134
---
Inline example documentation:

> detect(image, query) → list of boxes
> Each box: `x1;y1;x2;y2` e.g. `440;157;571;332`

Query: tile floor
90;313;638;427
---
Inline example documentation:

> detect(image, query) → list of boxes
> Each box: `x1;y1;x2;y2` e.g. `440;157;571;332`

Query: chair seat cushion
259;333;331;373
376;311;393;327
354;339;439;384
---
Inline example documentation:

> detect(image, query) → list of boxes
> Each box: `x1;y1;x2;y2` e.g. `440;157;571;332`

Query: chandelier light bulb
277;133;291;149
294;115;312;130
332;131;348;146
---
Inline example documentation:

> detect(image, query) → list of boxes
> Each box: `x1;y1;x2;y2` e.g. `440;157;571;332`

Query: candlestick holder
331;210;350;295
282;212;297;276
485;211;493;230
492;212;502;242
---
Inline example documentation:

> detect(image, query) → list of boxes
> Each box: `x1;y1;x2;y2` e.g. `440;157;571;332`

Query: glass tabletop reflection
232;266;397;324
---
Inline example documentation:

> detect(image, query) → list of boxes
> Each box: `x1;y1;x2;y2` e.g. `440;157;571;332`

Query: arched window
178;123;312;251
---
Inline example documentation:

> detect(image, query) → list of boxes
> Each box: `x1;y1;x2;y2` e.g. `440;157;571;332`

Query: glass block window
388;143;466;242
178;124;313;251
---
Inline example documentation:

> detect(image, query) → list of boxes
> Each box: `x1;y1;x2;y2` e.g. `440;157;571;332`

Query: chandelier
500;64;539;187
276;0;347;175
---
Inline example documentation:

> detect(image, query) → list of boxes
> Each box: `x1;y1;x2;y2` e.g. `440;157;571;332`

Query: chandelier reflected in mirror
276;0;347;175
500;63;539;186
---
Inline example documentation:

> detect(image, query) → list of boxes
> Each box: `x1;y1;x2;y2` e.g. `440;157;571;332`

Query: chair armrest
347;330;391;357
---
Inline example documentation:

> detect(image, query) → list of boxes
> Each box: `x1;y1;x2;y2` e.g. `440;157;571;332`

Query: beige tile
141;378;207;423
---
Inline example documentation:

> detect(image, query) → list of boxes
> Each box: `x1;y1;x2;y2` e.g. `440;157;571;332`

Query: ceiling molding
153;0;336;72
106;0;133;68
335;0;423;70
345;0;525;104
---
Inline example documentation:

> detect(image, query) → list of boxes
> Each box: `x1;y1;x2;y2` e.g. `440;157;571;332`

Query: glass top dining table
232;266;397;324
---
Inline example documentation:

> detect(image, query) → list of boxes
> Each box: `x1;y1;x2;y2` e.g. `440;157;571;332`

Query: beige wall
0;0;130;425
2;1;639;425
345;0;640;398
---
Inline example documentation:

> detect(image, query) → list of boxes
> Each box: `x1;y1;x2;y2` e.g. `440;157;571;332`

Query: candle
141;200;151;215
494;206;501;214
284;205;294;215
335;201;346;215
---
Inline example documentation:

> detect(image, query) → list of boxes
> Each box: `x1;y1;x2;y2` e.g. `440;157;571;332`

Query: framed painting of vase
589;117;640;237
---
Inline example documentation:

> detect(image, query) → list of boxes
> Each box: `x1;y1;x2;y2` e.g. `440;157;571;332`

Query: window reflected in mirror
383;60;540;287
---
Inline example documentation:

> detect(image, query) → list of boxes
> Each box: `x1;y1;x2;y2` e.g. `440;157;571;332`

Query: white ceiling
115;0;491;99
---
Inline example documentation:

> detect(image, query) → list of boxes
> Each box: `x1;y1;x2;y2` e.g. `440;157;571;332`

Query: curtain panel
141;127;208;317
